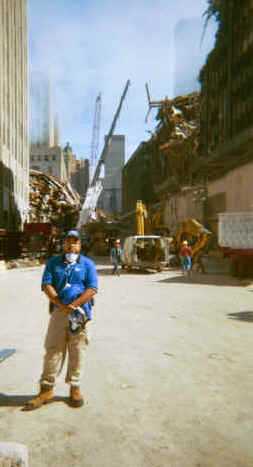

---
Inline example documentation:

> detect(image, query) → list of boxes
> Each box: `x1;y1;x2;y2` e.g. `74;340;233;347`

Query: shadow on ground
0;393;68;409
97;267;154;276
158;272;241;287
227;311;253;323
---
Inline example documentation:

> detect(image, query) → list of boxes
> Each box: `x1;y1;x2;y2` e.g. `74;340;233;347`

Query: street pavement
0;263;253;467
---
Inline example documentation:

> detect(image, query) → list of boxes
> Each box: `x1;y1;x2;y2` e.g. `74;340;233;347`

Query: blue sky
28;0;217;161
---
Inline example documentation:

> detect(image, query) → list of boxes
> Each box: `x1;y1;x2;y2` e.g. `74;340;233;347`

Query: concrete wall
206;161;253;234
0;0;29;230
208;161;253;213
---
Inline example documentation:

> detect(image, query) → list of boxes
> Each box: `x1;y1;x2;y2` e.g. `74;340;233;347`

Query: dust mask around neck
65;253;79;263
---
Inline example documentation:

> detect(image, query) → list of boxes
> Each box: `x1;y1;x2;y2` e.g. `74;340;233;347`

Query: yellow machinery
175;218;212;259
136;200;147;236
135;200;163;235
121;200;168;272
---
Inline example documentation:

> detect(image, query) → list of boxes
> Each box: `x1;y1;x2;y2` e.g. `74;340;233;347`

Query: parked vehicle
121;235;170;272
218;212;253;277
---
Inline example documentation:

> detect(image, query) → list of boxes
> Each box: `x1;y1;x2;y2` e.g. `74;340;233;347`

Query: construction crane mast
90;93;102;179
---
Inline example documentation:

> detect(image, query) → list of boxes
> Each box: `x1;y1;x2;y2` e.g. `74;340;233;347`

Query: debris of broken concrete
29;170;81;226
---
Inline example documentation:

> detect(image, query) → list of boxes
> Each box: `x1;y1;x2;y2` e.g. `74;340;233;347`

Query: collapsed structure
122;92;200;231
29;170;81;228
154;92;200;192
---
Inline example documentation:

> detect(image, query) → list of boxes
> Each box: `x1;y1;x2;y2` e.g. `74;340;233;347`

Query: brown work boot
23;385;54;411
69;386;84;408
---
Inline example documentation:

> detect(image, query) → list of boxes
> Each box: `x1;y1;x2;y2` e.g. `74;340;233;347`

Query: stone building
30;144;67;181
0;0;29;230
99;135;125;213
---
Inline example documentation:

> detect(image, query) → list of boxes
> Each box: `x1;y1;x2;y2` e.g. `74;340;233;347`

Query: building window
45;155;48;161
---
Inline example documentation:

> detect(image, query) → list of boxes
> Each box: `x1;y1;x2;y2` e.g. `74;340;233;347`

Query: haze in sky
28;0;217;161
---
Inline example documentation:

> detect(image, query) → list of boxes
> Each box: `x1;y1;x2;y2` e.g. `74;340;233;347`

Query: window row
30;155;56;162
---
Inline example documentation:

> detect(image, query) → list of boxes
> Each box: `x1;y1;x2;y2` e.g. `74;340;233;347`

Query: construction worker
23;230;98;411
110;239;122;276
180;240;193;277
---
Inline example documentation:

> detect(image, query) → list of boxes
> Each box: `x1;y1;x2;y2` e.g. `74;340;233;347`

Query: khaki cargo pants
40;308;88;388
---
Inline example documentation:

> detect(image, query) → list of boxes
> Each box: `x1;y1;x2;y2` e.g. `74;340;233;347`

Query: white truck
218;212;253;277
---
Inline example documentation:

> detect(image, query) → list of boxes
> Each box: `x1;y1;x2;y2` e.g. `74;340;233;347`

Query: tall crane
77;80;130;228
90;93;102;179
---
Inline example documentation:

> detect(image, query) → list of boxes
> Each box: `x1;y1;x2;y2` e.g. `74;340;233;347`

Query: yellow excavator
174;218;212;271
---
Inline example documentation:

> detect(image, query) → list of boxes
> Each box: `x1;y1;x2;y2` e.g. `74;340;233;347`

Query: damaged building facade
199;0;253;232
122;92;201;232
0;0;29;231
123;0;253;235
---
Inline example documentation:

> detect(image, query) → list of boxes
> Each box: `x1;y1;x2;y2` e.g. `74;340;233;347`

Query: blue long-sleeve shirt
41;254;98;320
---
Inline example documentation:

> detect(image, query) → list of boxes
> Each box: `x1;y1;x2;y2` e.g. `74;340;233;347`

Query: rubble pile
156;92;199;142
29;170;81;226
154;92;200;190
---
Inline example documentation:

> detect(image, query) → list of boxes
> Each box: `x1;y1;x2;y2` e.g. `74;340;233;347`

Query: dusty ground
0;263;253;467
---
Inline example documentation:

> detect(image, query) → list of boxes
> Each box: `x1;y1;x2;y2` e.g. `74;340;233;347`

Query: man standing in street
110;239;122;276
24;230;98;411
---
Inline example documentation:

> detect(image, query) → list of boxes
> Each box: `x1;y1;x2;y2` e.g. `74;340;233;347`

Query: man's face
63;237;81;254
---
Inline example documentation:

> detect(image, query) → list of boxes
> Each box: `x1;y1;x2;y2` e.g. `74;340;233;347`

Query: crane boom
77;80;130;228
90;93;102;178
91;79;130;186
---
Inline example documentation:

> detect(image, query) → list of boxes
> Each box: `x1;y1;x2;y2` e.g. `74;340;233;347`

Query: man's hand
59;304;76;315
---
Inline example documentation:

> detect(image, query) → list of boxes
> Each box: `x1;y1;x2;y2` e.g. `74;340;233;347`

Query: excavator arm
175;218;211;258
